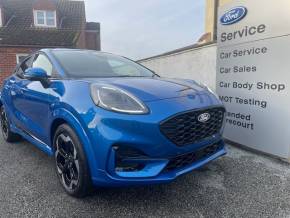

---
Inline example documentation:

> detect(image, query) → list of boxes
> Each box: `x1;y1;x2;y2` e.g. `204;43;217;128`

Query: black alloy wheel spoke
56;161;66;174
55;133;80;191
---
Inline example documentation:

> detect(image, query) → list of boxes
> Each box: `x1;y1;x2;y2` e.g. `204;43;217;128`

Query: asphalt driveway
1;136;290;218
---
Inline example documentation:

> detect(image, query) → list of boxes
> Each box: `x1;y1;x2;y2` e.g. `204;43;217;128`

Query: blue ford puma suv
0;49;226;197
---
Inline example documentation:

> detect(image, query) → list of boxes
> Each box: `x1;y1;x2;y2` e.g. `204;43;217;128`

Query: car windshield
52;50;155;78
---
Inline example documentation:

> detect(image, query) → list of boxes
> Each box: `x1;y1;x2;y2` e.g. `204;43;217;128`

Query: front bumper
84;95;226;187
92;141;226;187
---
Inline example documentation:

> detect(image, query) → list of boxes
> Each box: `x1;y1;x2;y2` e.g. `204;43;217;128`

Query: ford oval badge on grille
198;113;211;123
220;6;247;25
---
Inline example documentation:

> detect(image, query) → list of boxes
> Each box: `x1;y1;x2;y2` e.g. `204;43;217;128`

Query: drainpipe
213;0;219;41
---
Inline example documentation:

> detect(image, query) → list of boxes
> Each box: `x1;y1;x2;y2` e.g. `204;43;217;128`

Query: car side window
16;56;34;77
32;54;53;77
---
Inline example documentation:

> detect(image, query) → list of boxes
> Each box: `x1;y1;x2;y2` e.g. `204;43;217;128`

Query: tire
0;105;21;142
53;124;92;198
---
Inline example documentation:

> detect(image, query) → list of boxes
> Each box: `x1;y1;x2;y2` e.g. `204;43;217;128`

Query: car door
7;55;34;130
11;53;54;143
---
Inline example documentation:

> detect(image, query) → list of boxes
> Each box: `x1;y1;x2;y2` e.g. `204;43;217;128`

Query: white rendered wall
139;43;217;90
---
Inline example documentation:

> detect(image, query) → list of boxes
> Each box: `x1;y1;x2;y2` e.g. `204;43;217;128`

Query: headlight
90;84;149;114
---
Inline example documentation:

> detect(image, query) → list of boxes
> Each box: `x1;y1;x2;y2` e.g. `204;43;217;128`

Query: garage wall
139;43;218;90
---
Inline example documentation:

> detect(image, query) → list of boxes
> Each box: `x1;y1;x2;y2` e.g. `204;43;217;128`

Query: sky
84;0;205;60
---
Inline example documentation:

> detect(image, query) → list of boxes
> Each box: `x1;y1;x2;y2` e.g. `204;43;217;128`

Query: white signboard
217;0;290;159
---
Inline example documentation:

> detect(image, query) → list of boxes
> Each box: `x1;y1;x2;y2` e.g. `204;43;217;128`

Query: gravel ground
1;136;290;218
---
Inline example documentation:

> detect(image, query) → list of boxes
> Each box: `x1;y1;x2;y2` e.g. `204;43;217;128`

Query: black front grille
160;107;225;146
164;143;223;172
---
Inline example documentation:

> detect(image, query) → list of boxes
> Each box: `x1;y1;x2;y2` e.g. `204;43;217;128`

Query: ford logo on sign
198;113;211;123
220;6;247;25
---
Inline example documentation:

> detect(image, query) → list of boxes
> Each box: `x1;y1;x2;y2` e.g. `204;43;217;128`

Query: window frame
33;10;57;28
15;55;35;78
16;54;29;64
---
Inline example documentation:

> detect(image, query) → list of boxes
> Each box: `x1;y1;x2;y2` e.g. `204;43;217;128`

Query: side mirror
24;68;50;88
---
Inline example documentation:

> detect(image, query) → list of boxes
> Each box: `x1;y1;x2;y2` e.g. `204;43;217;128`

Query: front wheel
53;124;92;198
0;105;21;142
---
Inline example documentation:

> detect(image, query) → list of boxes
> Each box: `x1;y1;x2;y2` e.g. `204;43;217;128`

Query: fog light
115;163;144;172
113;146;146;172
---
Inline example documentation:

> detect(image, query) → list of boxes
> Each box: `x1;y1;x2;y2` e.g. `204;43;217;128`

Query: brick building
0;0;101;82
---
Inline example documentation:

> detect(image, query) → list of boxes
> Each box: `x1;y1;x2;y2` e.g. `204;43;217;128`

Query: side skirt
11;124;53;156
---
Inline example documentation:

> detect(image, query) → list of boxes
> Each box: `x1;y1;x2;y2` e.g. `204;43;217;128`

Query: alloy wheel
55;133;80;191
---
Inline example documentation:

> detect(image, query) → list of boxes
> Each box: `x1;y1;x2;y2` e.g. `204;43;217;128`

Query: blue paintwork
0;49;226;187
220;6;247;25
24;68;48;80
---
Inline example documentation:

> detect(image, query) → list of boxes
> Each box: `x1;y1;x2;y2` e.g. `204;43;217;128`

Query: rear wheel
0;105;21;142
54;124;92;198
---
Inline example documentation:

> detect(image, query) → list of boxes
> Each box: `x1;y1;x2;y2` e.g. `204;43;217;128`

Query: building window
16;54;29;64
33;10;56;27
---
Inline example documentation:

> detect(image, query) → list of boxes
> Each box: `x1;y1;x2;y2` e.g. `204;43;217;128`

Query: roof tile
0;0;85;47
